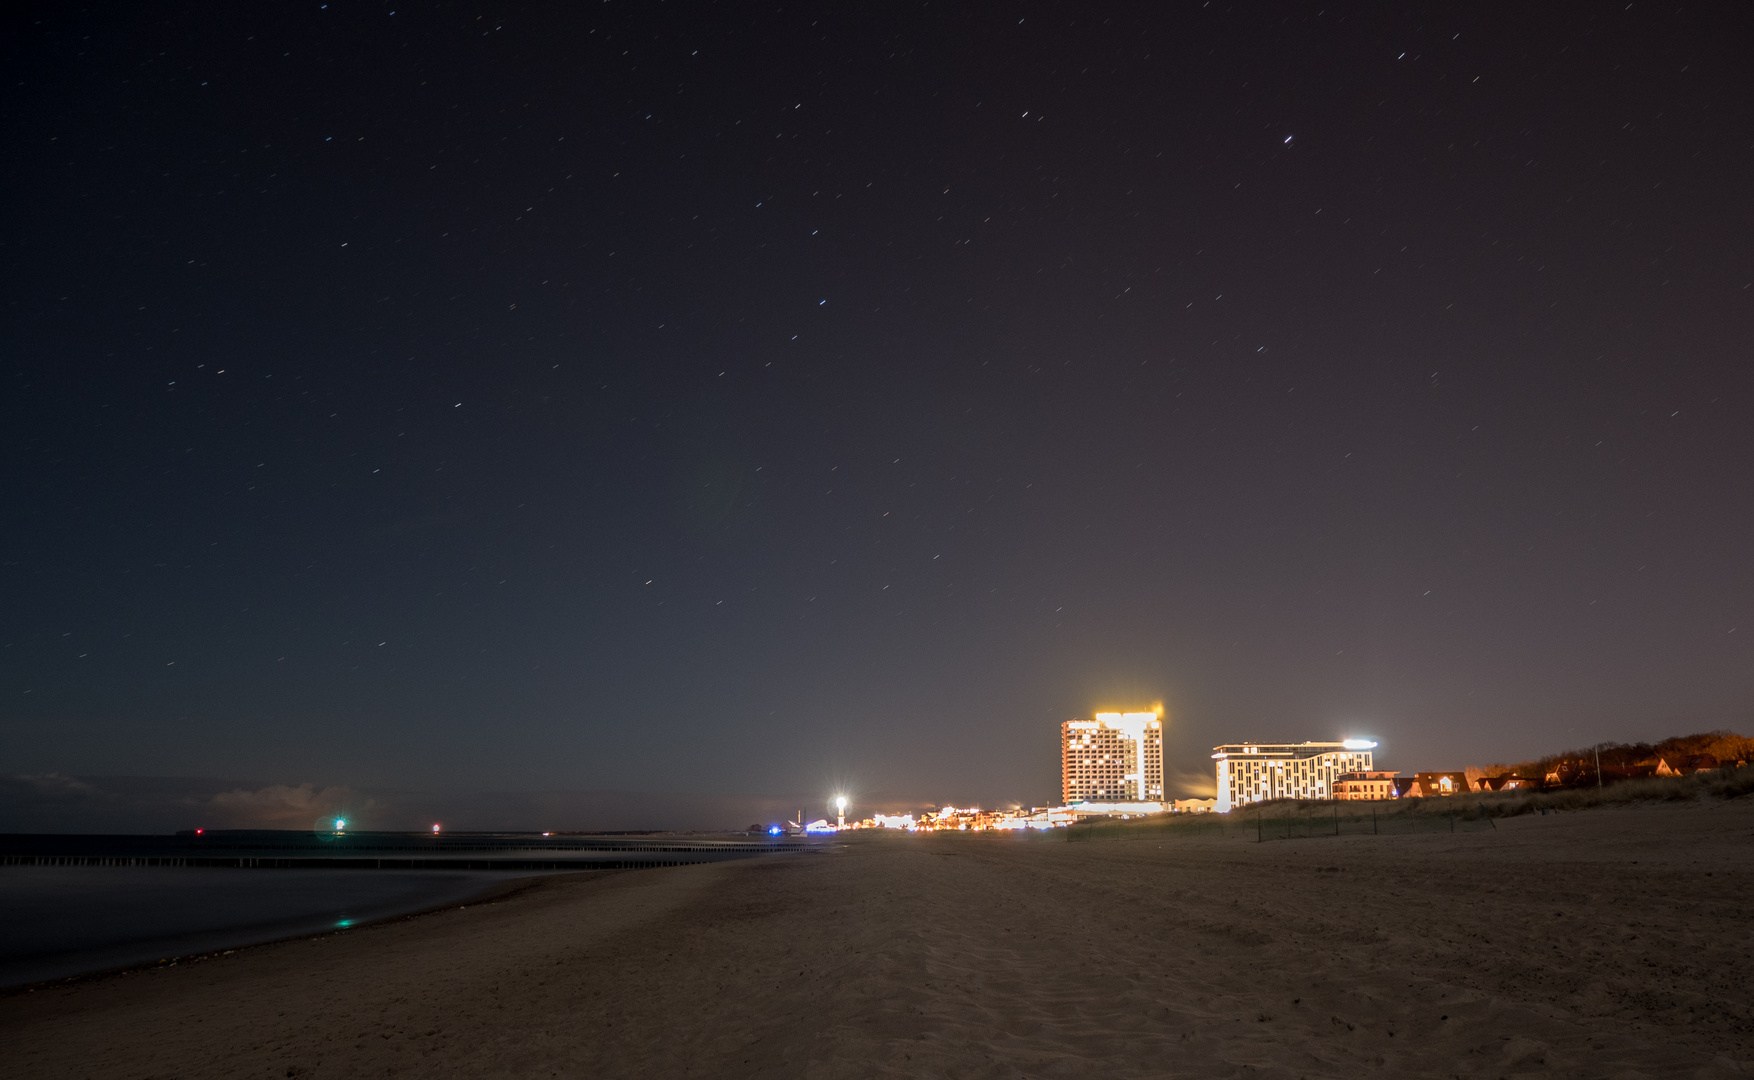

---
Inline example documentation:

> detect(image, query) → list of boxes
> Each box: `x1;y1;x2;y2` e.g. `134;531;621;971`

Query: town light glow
1342;739;1378;750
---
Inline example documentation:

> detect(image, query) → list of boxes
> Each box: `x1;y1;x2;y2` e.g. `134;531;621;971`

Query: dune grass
1058;764;1754;842
1395;762;1754;819
1253;762;1754;823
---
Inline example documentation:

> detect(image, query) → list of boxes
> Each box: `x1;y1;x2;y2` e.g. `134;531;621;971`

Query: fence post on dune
1372;806;1377;835
1333;802;1338;836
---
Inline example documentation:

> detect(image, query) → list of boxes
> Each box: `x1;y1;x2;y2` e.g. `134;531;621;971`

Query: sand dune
5;800;1752;1078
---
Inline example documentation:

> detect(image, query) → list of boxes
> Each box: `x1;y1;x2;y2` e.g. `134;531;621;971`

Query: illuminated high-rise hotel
1061;712;1164;804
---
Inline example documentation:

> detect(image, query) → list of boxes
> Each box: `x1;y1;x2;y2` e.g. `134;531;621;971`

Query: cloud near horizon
209;783;359;827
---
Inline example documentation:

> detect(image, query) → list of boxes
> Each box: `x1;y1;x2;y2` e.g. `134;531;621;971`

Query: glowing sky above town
3;3;1749;821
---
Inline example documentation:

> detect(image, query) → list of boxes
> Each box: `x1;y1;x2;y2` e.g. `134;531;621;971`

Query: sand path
4;800;1752;1078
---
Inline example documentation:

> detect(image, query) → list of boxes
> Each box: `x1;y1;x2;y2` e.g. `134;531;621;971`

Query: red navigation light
196;828;204;835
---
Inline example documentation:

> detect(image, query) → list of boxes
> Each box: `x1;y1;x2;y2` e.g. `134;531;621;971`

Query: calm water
0;867;544;988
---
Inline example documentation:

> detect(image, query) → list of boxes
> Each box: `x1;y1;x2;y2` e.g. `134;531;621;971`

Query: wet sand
4;800;1752;1078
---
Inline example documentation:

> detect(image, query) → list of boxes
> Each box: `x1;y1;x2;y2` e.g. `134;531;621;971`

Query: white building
1212;740;1377;812
1062;713;1164;804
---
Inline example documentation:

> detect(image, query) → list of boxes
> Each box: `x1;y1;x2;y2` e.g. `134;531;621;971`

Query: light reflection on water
0;867;547;987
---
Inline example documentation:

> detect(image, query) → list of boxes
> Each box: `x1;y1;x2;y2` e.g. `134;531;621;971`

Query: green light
334;818;346;831
336;919;353;928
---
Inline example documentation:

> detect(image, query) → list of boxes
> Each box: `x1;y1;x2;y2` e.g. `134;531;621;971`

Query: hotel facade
1212;740;1377;812
1061;713;1164;804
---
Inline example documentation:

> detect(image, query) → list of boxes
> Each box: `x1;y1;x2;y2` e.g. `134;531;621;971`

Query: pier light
835;795;848;829
431;823;441;834
334;818;347;832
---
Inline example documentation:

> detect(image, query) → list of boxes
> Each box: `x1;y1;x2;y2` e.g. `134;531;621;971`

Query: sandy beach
4;800;1751;1078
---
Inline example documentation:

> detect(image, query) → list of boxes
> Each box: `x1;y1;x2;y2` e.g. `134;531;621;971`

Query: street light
835;795;848;830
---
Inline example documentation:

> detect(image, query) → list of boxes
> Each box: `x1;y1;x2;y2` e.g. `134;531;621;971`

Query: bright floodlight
1342;739;1378;750
431;823;441;833
835;795;848;811
334;818;347;830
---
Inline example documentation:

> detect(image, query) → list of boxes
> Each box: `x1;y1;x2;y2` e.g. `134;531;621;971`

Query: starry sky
3;2;1751;824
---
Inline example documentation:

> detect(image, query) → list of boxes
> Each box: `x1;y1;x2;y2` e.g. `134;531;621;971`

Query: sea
0;866;525;988
0;829;798;988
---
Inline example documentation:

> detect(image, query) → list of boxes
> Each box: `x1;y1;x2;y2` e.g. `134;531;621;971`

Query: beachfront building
1333;771;1399;801
1061;712;1164;804
1212;740;1377;812
1475;774;1542;792
1406;771;1469;797
993;806;1080;830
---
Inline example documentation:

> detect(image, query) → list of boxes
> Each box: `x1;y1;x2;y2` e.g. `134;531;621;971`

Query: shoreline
0;832;802;990
0;869;581;994
4;801;1750;1078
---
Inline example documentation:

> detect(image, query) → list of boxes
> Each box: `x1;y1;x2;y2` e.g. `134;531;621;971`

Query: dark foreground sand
4;801;1752;1078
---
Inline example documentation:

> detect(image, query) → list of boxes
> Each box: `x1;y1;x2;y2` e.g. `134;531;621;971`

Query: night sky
4;2;1751;825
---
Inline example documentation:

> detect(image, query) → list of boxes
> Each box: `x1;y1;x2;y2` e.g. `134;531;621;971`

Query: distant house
1333;771;1398;800
1538;751;1737;790
1171;797;1217;813
1544;760;1595;787
1476;774;1543;792
1406;771;1469;798
1664;754;1719;775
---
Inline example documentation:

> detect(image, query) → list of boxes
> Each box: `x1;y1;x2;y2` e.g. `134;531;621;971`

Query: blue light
767;825;783;835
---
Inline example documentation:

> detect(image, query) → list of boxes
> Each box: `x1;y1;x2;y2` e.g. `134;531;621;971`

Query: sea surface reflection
0;867;542;987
